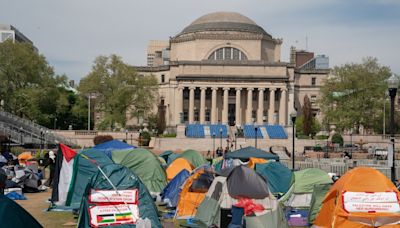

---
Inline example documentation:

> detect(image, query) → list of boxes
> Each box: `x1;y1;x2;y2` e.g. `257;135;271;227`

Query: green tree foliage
320;57;392;131
78;55;158;129
0;40;87;129
332;133;344;146
295;115;321;137
303;95;312;136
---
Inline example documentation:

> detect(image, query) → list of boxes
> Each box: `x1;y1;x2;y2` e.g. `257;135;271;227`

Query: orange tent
248;157;268;169
176;167;212;218
314;167;400;227
18;152;33;164
166;158;194;181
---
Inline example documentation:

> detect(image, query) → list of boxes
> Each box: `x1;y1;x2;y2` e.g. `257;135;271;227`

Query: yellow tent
314;167;400;227
166;158;194;181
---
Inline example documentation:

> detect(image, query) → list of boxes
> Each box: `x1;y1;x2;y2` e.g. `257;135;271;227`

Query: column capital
211;87;219;91
258;87;266;91
247;87;254;91
200;87;207;91
223;87;230;91
269;87;277;91
189;86;196;90
281;87;288;92
235;87;242;91
177;86;184;90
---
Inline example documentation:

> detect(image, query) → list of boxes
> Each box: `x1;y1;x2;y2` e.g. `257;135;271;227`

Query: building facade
134;12;329;128
0;24;37;51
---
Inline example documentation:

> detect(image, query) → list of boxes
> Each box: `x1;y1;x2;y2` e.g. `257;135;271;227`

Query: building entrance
228;104;235;126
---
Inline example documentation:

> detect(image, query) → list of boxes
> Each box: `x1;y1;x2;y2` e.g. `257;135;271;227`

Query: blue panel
265;125;288;139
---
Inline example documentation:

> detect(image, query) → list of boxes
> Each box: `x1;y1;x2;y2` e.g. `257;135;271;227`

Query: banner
343;191;400;213
89;189;138;204
89;204;139;226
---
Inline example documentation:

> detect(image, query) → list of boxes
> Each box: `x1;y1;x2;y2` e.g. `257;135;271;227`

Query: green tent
159;150;180;165
255;162;294;196
225;146;279;161
293;168;332;193
179;149;207;168
308;183;332;224
66;148;114;208
0;194;42;228
77;164;161;227
112;148;167;193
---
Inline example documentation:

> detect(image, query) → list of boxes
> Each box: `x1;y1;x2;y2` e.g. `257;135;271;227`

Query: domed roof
178;12;270;37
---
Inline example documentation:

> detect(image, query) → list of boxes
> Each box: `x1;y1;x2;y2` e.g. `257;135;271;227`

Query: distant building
147;40;169;67
130;12;330;128
0;24;37;51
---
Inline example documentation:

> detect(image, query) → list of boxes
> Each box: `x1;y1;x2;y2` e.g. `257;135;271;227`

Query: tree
157;101;166;134
320;57;391;131
303;95;312;136
78;55;158;129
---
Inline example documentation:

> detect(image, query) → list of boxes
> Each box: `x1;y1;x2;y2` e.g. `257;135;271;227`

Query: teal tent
293;168;333;193
0;194;42;228
255;162;294;196
225;146;279;161
112;148;167;193
77;164;161;227
180;149;207;168
66;148;114;209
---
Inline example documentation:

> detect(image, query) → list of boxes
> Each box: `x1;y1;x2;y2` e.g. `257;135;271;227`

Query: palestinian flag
51;143;77;206
97;214;115;224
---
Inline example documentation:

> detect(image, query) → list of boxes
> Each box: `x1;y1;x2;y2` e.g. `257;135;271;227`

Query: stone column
176;86;183;124
246;88;254;124
222;88;229;124
257;88;265;124
199;87;206;124
235;88;242;126
279;88;287;125
188;86;195;124
211;87;218;124
268;88;276;124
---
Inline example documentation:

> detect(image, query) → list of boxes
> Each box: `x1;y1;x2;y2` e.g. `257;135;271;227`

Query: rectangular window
311;77;316;86
252;91;257;101
161;74;165;83
195;89;200;99
205;110;210;121
194;110;199;121
206;90;211;100
183;111;188;122
183;89;189;100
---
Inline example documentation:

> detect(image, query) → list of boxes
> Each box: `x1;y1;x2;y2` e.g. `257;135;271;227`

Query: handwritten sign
89;204;139;227
89;189;138;204
343;191;400;213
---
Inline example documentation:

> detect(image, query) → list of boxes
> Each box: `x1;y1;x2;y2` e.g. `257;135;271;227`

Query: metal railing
0;111;77;146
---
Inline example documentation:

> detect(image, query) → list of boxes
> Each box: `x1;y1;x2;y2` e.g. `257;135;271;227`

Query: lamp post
255;125;258;149
290;111;297;171
350;128;353;156
87;93;91;131
212;133;216;156
234;132;237;150
54;117;57;130
388;74;399;182
219;128;223;149
130;134;133;145
125;130;128;141
138;129;143;148
40;130;44;152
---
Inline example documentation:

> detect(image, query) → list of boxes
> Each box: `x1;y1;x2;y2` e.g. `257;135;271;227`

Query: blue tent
92;140;135;158
161;169;190;207
225;146;279;161
255;162;294;196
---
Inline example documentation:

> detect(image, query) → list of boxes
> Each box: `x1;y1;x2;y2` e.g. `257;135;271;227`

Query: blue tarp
225;146;279;161
92;140;135;158
161;169;190;207
255;162;294;195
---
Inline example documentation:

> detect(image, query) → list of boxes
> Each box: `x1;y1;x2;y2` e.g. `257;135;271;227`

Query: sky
1;0;400;82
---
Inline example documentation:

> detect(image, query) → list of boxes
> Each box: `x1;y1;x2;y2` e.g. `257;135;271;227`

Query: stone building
132;12;329;128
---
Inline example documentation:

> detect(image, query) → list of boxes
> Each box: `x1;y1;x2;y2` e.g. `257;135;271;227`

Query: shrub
140;131;151;146
332;133;344;146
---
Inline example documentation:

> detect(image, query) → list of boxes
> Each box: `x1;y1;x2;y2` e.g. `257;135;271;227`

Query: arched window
208;47;247;61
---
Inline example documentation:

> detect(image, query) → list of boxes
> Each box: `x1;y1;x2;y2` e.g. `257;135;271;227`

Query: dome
178;12;270;37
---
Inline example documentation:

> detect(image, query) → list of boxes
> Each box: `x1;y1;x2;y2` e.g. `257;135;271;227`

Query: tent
65;148;114;209
225;146;279;161
161;169;190;207
255;162;294;196
180;149;207;168
314;167;400;227
176;166;214;218
112;148;167;193
166;158;194;181
0;194;42;227
283;168;332;227
307;183;331;224
227;165;269;199
77;164;161;227
159;150;179;165
195;166;288;227
92;139;135;158
18;152;33;165
248;157;268;169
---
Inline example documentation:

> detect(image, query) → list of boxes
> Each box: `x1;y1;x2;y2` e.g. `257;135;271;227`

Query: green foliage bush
332;133;344;146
